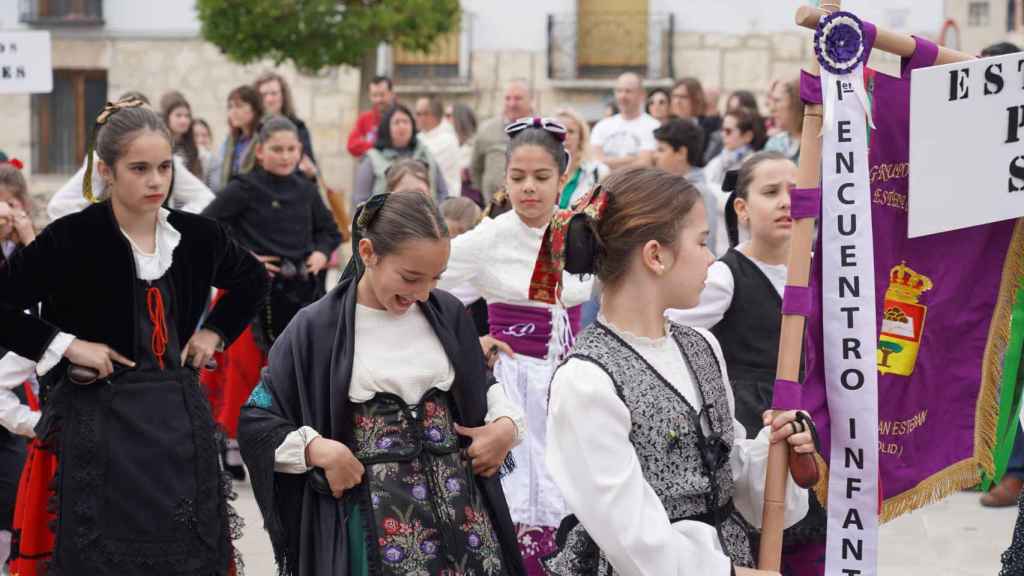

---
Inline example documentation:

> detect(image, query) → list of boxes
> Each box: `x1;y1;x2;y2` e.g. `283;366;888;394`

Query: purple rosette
814;10;866;75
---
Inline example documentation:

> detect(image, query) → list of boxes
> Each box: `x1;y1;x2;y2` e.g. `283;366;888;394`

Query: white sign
822;64;881;576
0;31;52;94
909;52;1024;237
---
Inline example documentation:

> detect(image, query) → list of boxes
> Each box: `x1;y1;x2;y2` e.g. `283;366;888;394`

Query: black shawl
238;276;525;576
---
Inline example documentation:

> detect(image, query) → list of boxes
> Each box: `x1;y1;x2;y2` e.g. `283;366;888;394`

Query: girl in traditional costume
436;117;592;573
667;152;827;575
47;92;215;221
541;167;813;576
0;101;267;575
202;115;342;480
238;190;526;575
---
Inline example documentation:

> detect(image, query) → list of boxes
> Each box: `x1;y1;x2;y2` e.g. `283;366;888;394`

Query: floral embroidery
353;390;506;575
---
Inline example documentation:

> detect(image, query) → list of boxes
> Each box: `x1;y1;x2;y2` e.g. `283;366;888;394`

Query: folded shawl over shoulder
238;276;525;576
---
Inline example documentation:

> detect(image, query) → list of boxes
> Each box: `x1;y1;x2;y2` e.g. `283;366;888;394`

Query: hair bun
721;169;739;192
564;213;600;275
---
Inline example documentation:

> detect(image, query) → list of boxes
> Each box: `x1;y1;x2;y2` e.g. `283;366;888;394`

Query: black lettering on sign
840;306;859;329
837;182;856;205
985;63;1005;95
839;275;860;298
846;476;863;499
840;244;857;267
842;538;864;561
841;570;862;576
842;368;865;390
843;507;865;530
1007;106;1024;144
837;152;854;174
845;446;864;469
838;120;852;143
842;337;861;360
849;417;857;440
948;67;970;101
1009;155;1024;193
838;213;857;236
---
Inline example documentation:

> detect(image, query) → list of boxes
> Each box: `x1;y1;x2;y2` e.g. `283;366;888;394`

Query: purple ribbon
790;187;821;220
800;70;823;105
773;378;803;410
782;285;813;317
487;303;581;360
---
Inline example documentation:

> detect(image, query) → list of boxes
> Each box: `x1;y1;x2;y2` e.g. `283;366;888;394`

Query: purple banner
802;36;1021;520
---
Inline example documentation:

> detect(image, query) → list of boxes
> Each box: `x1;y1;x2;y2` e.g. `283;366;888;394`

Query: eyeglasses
504;117;567;142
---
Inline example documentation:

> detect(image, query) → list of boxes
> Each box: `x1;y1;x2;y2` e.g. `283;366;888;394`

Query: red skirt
10;383;54;576
201;291;267;439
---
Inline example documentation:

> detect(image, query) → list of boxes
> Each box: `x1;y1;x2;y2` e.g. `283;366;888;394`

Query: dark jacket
238;276;526;576
203;167;342;263
0;201;267;365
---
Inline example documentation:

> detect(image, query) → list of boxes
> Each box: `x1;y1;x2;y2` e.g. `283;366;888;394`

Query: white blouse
546;319;808;576
0;209;181;438
666;246;788;330
437;210;593;308
273;303;527;473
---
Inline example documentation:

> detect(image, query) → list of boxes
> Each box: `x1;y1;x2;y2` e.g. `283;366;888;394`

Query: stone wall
0;37;363;215
2;27;908;220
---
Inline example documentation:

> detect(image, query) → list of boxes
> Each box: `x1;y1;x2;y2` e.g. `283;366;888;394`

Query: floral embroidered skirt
352;388;508;575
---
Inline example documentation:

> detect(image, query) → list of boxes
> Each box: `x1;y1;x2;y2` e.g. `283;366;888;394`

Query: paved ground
231;480;1018;575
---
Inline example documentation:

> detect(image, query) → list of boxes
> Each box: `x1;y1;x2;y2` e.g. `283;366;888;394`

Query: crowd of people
0;46;1019;576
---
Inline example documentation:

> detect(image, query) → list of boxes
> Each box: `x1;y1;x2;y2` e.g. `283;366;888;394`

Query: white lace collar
120;208;181;281
598;313;673;348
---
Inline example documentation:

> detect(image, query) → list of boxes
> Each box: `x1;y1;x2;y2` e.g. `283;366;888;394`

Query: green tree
195;0;461;73
878;341;903;368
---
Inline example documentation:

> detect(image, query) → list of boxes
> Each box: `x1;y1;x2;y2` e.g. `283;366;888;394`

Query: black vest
710;249;784;438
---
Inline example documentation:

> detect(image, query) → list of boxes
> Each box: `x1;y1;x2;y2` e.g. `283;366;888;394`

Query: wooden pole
756;2;836;570
795;6;974;65
759;4;974;572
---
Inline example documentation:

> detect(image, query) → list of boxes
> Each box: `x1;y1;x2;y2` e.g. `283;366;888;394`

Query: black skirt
46;368;236;575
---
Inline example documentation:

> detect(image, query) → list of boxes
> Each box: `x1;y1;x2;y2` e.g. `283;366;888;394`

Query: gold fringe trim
796;219;1024;522
880;458;980;522
814;457;980;523
976;219;1024;478
812;453;830;508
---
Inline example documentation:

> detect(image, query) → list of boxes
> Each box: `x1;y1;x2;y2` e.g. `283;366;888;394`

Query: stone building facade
0;0;953;216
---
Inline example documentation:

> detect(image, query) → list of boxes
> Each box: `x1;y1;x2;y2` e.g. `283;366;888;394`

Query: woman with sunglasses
437;117;593;573
705;107;767;191
352;103;449;207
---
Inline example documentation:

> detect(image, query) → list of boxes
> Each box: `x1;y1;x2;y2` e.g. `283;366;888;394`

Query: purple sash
487;303;582;360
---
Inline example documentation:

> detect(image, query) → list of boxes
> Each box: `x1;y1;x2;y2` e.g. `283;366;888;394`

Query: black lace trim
50;372;240;575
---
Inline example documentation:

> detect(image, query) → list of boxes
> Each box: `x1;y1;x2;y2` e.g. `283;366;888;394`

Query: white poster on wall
909;51;1024;237
0;31;52;94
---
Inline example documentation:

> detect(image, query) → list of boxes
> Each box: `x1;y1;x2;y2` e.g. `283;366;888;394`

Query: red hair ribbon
2;158;24;170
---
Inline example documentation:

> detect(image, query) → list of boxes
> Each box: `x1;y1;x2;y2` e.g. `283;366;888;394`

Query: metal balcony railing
547;11;674;80
19;0;104;26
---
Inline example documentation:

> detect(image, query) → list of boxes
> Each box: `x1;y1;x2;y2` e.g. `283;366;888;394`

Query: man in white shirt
590;72;660;171
415;96;463;196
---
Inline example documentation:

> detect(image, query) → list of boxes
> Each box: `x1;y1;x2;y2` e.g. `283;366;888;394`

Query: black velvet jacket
238;276;526;576
0;201;267;365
